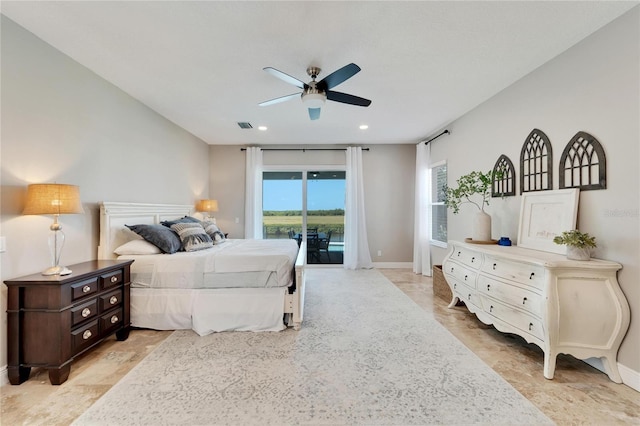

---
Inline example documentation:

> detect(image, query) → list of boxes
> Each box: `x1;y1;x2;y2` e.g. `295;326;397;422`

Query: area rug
73;268;551;425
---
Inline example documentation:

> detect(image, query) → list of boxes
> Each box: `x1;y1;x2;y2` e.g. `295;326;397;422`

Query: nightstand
5;259;134;385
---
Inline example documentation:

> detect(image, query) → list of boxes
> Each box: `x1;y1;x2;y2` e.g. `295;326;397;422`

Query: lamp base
42;265;72;276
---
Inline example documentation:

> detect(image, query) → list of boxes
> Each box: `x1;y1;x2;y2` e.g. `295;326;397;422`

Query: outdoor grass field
263;215;345;239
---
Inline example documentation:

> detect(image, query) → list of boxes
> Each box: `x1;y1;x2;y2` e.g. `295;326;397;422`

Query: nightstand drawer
101;270;123;289
100;307;123;335
71;299;98;326
71;320;100;353
100;289;123;311
71;277;99;300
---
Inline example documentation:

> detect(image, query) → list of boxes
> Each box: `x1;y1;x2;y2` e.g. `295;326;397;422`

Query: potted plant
444;170;500;242
553;230;597;261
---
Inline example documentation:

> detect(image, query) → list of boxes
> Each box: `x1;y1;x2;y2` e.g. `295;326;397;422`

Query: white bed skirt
131;287;287;335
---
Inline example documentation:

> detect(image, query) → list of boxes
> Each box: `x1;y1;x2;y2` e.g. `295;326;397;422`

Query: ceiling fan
259;63;371;120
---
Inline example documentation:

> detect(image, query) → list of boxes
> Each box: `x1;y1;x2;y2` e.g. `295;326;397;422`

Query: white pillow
114;239;162;255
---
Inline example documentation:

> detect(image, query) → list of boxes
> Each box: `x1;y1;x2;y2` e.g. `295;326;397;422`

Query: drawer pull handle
489;305;493;312
528;323;534;331
110;276;118;283
110;315;119;324
457;251;461;257
464;275;468;281
81;308;91;318
450;267;454;273
82;285;91;293
468;294;471;300
453;283;457;289
529;272;535;279
492;263;497;270
487;284;491;291
523;297;527;305
471;257;475;263
109;296;118;305
82;330;92;340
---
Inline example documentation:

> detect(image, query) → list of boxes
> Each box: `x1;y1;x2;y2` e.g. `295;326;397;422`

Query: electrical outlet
377;250;382;257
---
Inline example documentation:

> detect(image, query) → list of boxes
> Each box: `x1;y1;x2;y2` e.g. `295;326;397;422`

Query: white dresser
442;240;630;383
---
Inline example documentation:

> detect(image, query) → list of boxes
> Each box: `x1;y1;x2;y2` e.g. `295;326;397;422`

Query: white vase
472;211;492;242
567;246;591;261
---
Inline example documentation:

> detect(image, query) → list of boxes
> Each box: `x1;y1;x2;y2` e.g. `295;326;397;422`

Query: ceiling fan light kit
260;62;371;120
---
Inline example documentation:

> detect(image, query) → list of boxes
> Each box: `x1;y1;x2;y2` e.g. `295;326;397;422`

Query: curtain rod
422;129;450;145
241;148;370;152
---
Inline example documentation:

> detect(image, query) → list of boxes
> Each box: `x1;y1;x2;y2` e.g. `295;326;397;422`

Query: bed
98;202;306;335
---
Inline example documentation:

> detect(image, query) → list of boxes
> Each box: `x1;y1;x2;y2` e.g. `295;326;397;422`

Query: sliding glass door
263;170;345;264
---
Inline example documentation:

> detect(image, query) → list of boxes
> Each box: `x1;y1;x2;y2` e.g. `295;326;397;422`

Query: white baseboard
584;358;639;392
1;365;8;387
373;262;413;269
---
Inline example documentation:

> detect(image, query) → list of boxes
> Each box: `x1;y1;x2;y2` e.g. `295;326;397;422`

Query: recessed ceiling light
359;124;369;130
258;126;268;131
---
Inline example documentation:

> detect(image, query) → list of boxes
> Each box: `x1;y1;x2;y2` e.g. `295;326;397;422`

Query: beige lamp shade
23;184;84;215
197;199;219;213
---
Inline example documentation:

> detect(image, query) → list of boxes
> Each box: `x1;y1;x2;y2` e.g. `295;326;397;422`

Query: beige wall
0;17;210;384
209;144;417;263
430;7;639;377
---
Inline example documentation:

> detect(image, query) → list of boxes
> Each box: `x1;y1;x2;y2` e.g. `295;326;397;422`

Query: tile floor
1;269;638;425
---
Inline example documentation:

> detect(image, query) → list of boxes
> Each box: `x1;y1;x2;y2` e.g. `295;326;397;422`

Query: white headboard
98;202;194;259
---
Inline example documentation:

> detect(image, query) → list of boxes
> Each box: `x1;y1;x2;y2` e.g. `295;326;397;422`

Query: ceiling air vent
237;122;253;129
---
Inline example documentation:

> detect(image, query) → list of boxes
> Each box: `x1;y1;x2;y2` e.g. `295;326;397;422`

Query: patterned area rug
74;269;551;425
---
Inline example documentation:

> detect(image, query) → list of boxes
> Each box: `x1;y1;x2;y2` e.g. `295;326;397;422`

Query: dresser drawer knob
109;296;118;305
81;308;91;318
523;297;528;305
110;276;118;283
453;283;457;289
110;315;119;324
489;305;494;313
528;323;534;331
468;294;471;300
471;257;475;263
457;251;461;257
464;275;468;281
492;263;497;270
487;284;491;291
450;267;454;273
82;285;91;293
82;330;92;340
529;272;535;279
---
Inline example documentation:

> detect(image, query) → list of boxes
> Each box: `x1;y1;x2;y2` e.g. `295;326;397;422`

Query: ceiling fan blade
259;92;301;107
263;67;306;89
317;63;361;91
326;91;371;107
308;108;321;120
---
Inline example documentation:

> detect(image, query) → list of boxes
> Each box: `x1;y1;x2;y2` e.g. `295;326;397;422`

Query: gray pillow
160;216;200;228
125;224;182;254
201;220;226;244
171;222;213;252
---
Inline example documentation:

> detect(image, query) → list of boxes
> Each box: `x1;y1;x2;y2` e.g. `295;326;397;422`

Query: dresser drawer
101;269;123;289
481;255;545;289
450;246;482;270
100;307;123;335
448;276;481;310
71;320;100;354
477;275;543;317
480;298;544;340
100;289;123;312
71;277;99;301
71;299;98;326
443;260;477;288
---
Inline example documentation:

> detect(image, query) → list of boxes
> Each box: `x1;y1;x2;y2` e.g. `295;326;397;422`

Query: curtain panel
344;147;373;270
413;142;432;276
244;147;263;239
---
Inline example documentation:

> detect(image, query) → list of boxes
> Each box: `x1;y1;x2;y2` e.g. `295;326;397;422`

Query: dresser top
449;240;621;270
4;259;134;285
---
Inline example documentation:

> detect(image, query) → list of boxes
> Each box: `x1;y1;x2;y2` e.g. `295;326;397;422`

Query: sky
263;179;345;211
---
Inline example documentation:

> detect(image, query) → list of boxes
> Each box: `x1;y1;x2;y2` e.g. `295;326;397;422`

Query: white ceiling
2;1;636;145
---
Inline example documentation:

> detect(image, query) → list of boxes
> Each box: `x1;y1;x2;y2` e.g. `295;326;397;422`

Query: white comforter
119;239;299;289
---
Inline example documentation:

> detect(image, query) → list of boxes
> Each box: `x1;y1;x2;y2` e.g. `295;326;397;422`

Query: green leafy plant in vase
553;229;597;261
444;170;501;242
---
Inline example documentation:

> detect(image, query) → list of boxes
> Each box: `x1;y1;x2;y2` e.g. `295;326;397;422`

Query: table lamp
197;199;219;221
23;183;84;276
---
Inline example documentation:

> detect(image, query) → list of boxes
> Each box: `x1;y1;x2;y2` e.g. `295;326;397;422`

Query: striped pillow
201;220;226;244
170;222;213;252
